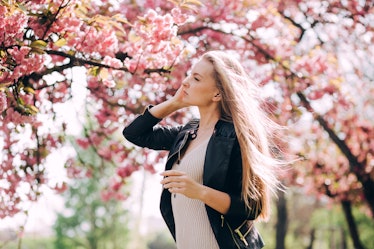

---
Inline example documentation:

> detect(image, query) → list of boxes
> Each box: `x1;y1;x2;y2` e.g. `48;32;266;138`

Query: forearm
149;98;184;119
199;186;231;215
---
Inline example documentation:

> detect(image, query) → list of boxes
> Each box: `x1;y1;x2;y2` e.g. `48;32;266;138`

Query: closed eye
193;72;202;81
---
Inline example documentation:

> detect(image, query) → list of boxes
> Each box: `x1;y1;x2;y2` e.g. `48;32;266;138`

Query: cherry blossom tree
0;0;191;219
1;2;373;243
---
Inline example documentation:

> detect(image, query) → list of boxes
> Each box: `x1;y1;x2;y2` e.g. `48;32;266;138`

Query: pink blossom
0;9;28;46
28;17;47;39
100;184;127;202
89;133;103;146
144;164;156;174
0;91;7;112
6;107;36;125
53;16;82;34
171;8;188;25
145;9;158;22
124;58;139;73
85;169;93;178
77;27;119;57
103;79;116;88
103;56;123;68
67;165;83;178
53;182;68;194
6;46;44;83
97;146;112;160
100;190;112;202
114;192;128;201
116;165;137;178
110;180;123;192
76;138;90;149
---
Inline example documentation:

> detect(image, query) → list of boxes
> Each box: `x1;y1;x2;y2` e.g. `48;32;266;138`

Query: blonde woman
123;51;284;249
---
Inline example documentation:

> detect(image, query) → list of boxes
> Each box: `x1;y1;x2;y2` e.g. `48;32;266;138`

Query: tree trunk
296;92;374;217
341;229;347;249
275;190;288;249
306;228;315;249
361;178;374;217
341;200;366;249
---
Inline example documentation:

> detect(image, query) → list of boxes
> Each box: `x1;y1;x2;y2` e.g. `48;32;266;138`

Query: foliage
310;202;374;249
147;232;177;249
257;190;374;249
1;0;373;225
53;134;130;249
0;236;54;249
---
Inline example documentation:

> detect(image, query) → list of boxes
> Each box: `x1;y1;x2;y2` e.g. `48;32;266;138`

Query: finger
163;180;185;189
170;186;184;194
160;170;185;177
168;187;177;193
161;179;184;188
160;176;181;185
161;174;189;186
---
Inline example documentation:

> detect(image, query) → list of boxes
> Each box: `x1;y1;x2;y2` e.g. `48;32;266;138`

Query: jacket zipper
224;217;241;249
235;220;252;245
235;227;249;247
222;215;250;248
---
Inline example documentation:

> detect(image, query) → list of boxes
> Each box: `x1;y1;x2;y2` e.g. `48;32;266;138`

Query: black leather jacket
123;106;264;249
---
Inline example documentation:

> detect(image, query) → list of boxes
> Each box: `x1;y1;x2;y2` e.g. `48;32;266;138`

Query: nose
182;78;189;87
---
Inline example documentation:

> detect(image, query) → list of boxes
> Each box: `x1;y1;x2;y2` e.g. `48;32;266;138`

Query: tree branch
296;92;361;174
278;11;306;42
25;49;171;87
45;50;129;71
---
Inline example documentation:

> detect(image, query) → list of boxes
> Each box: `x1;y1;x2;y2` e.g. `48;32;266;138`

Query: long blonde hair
203;51;283;221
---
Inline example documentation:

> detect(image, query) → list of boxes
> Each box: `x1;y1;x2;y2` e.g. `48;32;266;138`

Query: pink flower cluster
0;6;28;47
73;27;119;58
2;46;44;84
0;6;45;85
122;8;185;74
0;91;7;113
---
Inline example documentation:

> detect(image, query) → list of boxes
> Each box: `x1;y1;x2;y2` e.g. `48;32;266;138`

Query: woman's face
181;58;220;107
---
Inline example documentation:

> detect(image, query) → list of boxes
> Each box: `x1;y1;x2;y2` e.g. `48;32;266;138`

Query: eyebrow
193;72;203;78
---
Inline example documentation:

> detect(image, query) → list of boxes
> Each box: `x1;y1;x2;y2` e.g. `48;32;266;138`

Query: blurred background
1;0;373;249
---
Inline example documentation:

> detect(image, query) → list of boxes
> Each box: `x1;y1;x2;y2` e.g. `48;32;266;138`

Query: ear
212;92;221;102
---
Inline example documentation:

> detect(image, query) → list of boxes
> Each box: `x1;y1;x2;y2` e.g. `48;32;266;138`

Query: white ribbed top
171;138;219;249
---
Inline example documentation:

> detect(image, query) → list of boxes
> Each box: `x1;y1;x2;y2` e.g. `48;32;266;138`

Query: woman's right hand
148;84;189;119
169;85;189;109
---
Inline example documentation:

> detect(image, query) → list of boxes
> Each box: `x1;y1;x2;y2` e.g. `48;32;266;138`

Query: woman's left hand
160;170;205;200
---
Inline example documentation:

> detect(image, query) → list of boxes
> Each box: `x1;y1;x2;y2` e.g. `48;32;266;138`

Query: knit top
171;138;219;249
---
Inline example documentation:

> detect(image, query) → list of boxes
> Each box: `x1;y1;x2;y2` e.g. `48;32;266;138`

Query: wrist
166;98;186;111
198;185;209;202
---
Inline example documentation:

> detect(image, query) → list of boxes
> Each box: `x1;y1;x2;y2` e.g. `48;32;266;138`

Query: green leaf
54;38;67;47
88;66;100;77
30;40;48;54
24;86;35;94
30;40;48;49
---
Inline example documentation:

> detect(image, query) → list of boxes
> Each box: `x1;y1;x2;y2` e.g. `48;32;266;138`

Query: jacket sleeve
225;140;262;222
122;106;181;151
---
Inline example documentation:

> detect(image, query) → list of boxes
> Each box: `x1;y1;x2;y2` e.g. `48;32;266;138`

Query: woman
123;51;284;249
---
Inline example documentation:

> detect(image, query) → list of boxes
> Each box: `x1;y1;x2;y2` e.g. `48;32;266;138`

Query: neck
198;105;220;129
